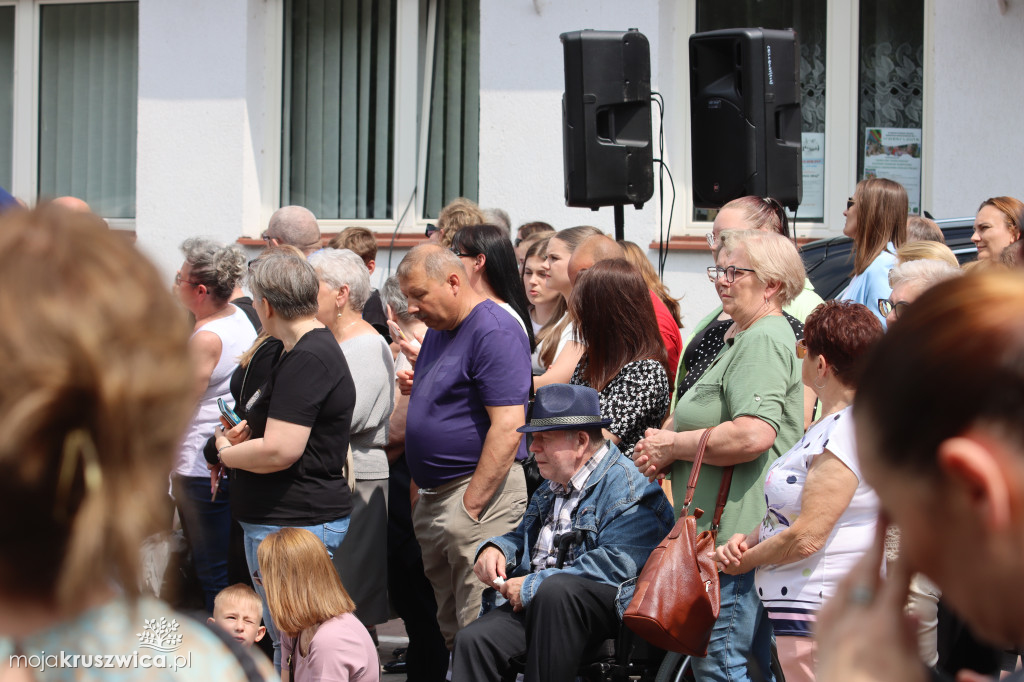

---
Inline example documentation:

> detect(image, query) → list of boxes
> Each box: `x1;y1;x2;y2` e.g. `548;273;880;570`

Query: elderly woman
0;207;274;678
971;196;1023;261
634;229;806;682
895;239;960;269
214;248;356;668
172;237;256;612
815;273;1024;682
676;196;822;410
713;301;884;682
880;258;962;326
309;247;395;632
839;178;908;323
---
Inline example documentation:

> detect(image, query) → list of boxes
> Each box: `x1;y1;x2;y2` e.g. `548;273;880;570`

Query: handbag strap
680;427;735;531
681;427;715;513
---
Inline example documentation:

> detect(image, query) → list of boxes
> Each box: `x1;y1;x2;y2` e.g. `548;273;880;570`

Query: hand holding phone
217;397;241;429
386;319;407;342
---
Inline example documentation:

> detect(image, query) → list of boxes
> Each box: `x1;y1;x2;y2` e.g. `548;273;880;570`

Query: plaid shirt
529;444;609;573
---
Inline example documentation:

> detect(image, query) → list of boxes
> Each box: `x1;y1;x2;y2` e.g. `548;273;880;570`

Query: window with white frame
683;0;924;232
281;0;479;223
3;1;138;218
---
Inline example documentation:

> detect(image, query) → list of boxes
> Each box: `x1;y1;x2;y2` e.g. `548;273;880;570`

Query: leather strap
710;465;734;535
681;427;715;513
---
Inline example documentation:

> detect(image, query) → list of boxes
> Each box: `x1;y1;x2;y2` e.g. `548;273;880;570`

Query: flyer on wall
797;132;825;220
863;127;922;214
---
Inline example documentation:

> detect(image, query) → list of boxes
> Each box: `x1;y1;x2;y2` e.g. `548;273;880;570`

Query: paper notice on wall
863;127;922;214
797;132;825;220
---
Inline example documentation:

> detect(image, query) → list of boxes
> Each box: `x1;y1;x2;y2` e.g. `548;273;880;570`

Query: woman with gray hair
634;229;807;682
172;237;256;613
880;258;962;325
212;247;356;670
309;247;396;632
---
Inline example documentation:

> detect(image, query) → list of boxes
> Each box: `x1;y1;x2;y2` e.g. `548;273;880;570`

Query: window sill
648;235;818;251
236;231;431;249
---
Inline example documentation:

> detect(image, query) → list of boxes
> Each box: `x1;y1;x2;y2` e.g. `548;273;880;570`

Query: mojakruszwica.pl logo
8;617;193;672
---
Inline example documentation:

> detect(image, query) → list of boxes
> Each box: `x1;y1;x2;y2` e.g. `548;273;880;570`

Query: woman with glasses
450;224;536;351
839;178;908;323
172;237;257;613
677;196;822;418
713;300;884;682
568;259;670;458
881;258;962;326
634;229;807;682
213;248;356;670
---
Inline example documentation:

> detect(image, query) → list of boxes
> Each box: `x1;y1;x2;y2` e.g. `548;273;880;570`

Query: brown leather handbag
623;427;734;656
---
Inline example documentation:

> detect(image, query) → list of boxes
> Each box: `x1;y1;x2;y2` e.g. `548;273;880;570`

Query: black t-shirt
362;288;392;344
230;327;355;525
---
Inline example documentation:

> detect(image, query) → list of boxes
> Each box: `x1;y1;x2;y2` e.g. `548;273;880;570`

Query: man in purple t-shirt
397;244;531;649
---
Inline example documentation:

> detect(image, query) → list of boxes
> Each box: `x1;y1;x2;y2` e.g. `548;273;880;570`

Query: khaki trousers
413;465;527;649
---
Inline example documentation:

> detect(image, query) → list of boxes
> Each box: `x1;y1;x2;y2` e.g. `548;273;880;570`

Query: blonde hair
257;528;355;637
437;197;485;247
896;240;959;269
214;583;264;619
526;237;568;368
719;229;806;306
619;240;682;328
0;206;193;611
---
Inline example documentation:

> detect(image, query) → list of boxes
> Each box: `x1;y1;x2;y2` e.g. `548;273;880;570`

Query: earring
813;377;827;390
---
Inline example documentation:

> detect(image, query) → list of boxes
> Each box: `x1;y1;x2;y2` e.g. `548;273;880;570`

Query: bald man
397;244;530;649
568;235;682;381
52;196;91;213
263;205;322;256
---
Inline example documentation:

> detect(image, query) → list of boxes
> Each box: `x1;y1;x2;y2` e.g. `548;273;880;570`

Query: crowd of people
1;185;1023;682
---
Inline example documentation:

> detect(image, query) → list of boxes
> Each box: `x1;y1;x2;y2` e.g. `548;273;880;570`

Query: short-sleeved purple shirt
406;299;531;488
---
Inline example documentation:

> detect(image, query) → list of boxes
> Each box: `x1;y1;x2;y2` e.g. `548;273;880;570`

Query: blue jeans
239;515;350;671
690;571;775;682
171;475;231;613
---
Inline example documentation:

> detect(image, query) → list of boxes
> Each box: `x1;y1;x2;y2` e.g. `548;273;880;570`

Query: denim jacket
478;442;674;617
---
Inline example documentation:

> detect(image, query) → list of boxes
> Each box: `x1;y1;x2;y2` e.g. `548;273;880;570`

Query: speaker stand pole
613;204;624;241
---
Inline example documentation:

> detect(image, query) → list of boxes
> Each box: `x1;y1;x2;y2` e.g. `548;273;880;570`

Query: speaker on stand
561;28;655;240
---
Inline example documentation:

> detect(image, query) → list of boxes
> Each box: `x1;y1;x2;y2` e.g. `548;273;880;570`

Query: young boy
208;583;266;648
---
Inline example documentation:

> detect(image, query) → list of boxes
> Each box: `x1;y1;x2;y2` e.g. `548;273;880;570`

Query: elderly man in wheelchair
452;384;674;682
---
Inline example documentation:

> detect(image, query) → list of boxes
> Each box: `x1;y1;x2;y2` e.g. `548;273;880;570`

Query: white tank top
174;306;258;477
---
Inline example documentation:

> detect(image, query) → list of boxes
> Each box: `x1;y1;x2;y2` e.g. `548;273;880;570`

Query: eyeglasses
846;198;856;210
878;298;911;319
706;265;756;283
424;223;439;238
175;272;201;288
705;232;716;249
796;339;808;359
450;247;474;258
260;230;276;244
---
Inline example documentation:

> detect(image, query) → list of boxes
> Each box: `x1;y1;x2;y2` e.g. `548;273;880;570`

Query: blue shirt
840;244;896;325
406;299;531;488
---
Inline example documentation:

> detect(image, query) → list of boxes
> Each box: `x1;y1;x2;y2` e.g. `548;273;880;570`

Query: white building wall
926;0;1024;219
135;0;272;279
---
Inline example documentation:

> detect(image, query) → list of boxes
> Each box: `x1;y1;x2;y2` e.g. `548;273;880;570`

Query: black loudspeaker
561;29;654;209
689;28;802;210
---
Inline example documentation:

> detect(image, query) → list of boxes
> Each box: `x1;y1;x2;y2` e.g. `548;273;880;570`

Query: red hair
803;300;883;388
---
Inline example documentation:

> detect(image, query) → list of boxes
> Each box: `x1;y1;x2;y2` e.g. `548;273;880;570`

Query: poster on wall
796;132;825;220
863;127;922;214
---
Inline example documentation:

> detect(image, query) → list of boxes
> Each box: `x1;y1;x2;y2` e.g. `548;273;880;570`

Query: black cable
385;186;419;278
651;91;668;279
653;158;676;277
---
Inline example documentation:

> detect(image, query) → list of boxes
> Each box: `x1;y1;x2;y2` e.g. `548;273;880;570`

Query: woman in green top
634;229;807;682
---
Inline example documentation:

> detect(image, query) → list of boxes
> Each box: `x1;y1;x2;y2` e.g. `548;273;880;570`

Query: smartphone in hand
217;397;241;428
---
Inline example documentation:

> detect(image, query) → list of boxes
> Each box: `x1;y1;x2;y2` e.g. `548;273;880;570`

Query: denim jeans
239;515;351;671
170;475;231;613
690;571;775;682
